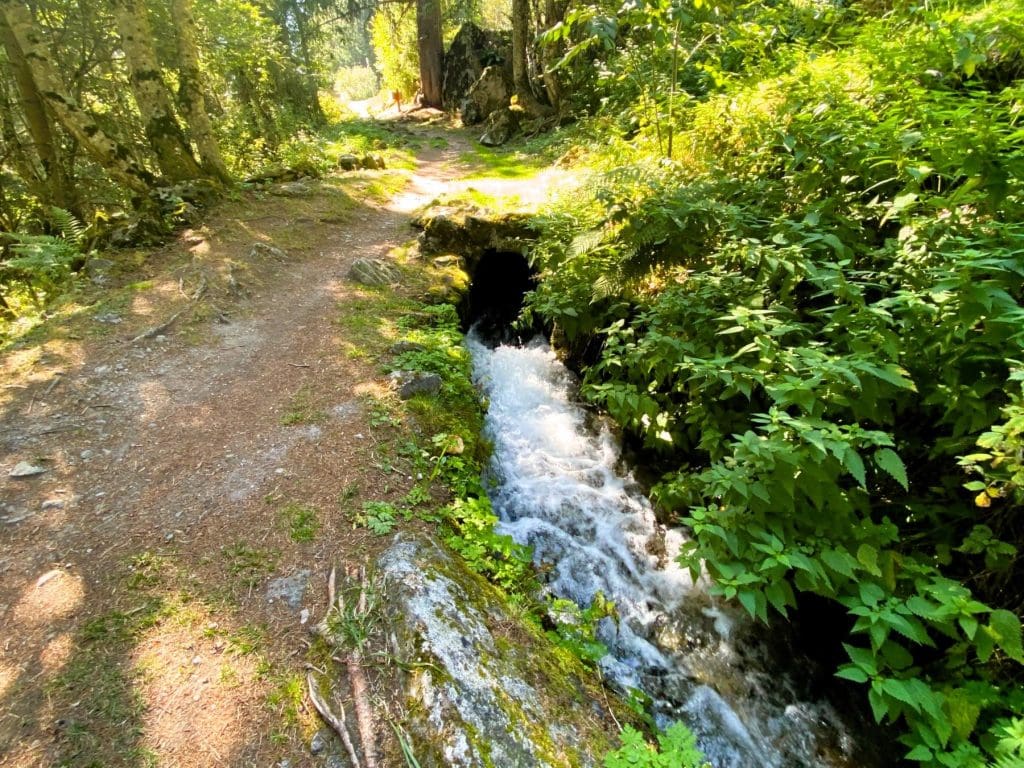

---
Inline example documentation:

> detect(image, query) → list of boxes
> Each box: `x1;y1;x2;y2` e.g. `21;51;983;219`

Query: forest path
0;120;555;768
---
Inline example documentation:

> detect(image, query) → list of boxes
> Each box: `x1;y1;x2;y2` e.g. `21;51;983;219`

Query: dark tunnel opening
462;249;539;346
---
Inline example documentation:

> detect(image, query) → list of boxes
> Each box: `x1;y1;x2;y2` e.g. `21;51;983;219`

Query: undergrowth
526;0;1024;763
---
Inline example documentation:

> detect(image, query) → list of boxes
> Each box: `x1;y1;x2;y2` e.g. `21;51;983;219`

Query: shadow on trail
0;168;408;767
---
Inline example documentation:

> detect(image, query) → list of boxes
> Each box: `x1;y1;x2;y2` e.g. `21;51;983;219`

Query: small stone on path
309;729;331;755
273;181;313;197
248;242;287;260
266;569;311;610
9;461;46;478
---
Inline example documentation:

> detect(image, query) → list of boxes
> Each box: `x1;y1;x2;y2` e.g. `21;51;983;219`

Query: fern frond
569;229;605;258
48;206;86;246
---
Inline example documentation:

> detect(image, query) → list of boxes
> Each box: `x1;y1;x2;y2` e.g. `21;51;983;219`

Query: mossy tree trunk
0;0;156;196
169;0;230;183
416;0;443;108
0;11;79;213
111;0;203;183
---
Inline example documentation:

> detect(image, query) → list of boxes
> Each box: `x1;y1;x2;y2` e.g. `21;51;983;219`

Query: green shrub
526;0;1024;763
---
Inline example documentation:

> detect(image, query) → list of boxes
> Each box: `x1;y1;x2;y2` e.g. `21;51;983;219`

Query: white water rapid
468;334;875;768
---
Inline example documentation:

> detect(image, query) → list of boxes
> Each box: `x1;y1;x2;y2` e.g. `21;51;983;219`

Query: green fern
47;206;86;246
4;207;88;290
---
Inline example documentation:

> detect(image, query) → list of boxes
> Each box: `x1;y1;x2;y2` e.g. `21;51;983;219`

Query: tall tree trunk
0;70;44;199
168;0;230;183
511;0;531;96
0;10;79;212
111;0;203;182
540;0;565;111
0;1;155;195
416;0;443;108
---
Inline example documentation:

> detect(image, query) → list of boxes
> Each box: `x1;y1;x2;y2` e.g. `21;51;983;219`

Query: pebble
9;461;46;478
309;729;331;755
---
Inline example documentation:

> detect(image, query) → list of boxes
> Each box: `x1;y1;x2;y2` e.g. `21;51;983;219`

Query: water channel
467;332;885;768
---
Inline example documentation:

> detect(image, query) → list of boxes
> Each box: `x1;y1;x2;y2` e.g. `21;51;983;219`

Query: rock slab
348;258;402;287
378;535;618;767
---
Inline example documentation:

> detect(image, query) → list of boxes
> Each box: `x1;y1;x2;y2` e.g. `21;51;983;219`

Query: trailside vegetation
0;0;364;327
523;0;1024;764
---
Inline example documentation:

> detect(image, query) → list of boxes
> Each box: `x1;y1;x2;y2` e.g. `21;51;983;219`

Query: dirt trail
0;123;530;767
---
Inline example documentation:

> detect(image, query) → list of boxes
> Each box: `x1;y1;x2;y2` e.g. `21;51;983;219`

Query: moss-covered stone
413;205;537;267
379;534;623;767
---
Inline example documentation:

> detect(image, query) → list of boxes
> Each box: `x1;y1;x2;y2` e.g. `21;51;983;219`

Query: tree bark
511;0;531;96
111;0;203;182
0;10;79;211
540;0;565;111
0;1;155;195
416;0;443;108
168;0;230;183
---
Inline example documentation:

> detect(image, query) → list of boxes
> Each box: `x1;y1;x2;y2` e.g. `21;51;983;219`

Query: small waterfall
468;334;878;768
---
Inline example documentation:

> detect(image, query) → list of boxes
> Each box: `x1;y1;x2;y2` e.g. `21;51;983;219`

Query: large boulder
442;23;512;111
460;65;512;125
479;105;522;146
379;535;623;767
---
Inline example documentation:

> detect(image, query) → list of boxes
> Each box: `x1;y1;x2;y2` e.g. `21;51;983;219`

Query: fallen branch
307;672;362;768
328;566;337;610
43;373;63;396
348;566;379;768
191;275;208;302
131;310;183;344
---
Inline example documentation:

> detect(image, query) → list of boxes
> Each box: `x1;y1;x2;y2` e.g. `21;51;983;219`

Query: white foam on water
468;334;866;768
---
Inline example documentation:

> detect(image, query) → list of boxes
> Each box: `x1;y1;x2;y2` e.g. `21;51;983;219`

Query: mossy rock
379;535;623;767
413;205;537;266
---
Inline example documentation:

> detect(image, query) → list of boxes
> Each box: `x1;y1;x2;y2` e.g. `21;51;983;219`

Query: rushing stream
467;333;880;768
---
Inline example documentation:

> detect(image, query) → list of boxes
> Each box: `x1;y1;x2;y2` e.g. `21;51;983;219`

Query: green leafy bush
526;0;1024;763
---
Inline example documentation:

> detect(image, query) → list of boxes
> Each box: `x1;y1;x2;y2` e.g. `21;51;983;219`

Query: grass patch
221;543;280;589
124;551;173;590
434;186;523;210
459;134;565;179
322;117;418;170
279;501;319;542
337;170;410;203
280;385;326;426
334;289;419;356
48;597;166;766
265;671;316;743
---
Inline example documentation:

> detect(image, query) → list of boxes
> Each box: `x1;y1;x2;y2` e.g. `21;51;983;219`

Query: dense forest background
2;0;1023;765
